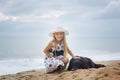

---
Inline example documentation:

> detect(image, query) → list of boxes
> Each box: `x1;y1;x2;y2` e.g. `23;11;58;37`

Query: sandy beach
0;60;120;80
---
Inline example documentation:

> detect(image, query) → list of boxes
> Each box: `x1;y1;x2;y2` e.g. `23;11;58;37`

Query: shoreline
0;60;120;80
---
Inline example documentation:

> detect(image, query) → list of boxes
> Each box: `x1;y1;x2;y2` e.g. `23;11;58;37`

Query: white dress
44;42;65;73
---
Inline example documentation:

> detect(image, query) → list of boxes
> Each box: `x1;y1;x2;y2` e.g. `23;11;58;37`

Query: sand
0;60;120;80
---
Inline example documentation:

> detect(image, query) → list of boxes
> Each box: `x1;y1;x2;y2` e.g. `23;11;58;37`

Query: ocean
0;36;120;75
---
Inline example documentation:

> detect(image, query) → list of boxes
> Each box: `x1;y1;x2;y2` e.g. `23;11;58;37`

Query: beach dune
0;60;120;80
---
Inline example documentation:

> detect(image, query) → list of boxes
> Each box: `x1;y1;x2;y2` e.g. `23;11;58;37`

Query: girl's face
54;32;64;42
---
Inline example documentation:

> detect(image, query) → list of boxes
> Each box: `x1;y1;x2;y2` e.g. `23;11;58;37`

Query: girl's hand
49;53;53;57
55;56;58;59
73;56;77;59
73;56;80;59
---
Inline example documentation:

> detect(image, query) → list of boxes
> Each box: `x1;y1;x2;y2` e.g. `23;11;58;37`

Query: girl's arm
43;41;53;57
67;47;76;58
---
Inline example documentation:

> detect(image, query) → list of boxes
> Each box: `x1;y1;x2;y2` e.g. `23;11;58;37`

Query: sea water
0;58;44;75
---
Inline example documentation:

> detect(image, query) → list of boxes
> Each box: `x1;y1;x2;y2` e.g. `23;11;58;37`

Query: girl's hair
53;33;68;57
63;33;67;57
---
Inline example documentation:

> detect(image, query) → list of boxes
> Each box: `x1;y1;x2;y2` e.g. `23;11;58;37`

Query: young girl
44;27;76;73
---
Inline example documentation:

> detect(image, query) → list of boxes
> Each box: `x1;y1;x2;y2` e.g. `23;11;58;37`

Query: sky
0;0;120;59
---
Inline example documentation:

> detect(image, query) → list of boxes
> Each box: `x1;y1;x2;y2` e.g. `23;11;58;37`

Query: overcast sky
0;0;120;38
0;0;120;59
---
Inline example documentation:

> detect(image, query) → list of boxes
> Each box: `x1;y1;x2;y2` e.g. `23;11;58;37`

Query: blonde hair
53;32;68;57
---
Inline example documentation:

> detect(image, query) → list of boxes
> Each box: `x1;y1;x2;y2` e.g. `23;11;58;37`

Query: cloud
67;0;120;20
103;0;120;18
1;0;119;22
94;0;120;19
0;0;120;31
89;0;120;19
1;0;120;21
0;12;17;21
0;10;65;22
40;10;65;19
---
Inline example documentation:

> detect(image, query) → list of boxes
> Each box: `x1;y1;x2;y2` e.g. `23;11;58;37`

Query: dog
67;56;105;71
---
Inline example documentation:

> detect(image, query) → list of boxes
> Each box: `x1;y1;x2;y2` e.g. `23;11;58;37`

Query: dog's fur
68;56;105;71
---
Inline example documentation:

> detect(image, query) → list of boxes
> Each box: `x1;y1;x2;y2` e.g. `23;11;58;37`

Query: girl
44;27;76;73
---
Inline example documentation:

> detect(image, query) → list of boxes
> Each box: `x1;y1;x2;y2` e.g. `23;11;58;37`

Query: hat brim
49;30;69;37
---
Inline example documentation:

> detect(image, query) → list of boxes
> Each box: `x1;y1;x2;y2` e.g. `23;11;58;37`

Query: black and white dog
68;56;105;71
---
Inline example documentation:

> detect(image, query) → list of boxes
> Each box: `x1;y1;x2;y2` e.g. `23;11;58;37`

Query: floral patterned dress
44;42;65;73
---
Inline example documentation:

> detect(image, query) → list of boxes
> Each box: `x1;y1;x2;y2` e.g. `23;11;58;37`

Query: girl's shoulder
51;40;55;46
48;40;55;47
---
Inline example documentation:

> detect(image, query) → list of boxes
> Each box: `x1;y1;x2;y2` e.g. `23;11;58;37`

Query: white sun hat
49;27;69;37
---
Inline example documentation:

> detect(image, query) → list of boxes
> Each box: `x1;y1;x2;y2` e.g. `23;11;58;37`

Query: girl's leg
62;57;69;69
62;57;69;64
56;57;69;71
